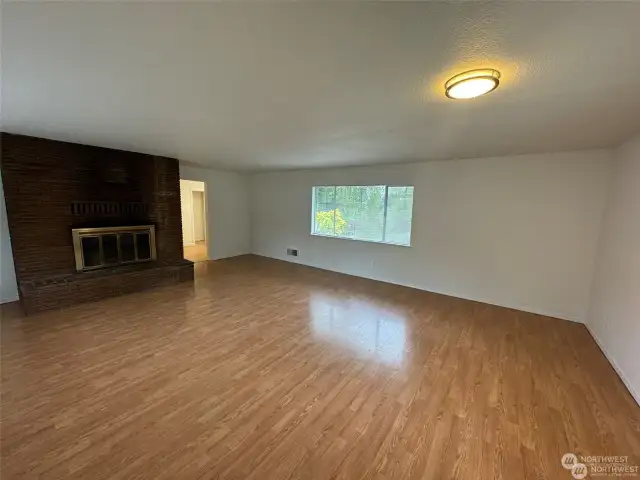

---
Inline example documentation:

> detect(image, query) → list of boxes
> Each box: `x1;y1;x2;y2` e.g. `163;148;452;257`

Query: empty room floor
184;241;208;263
1;256;638;479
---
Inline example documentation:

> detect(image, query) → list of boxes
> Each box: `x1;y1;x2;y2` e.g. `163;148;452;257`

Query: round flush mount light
445;69;501;99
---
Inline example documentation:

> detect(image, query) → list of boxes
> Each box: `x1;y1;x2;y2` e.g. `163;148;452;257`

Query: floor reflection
309;293;407;367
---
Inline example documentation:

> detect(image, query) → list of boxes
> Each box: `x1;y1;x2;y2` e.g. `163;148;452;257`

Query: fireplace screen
72;225;157;272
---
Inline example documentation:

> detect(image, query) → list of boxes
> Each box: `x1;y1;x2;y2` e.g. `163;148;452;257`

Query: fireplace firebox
72;225;157;272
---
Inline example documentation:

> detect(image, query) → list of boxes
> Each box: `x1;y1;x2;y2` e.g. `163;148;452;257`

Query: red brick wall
1;133;193;313
19;262;194;314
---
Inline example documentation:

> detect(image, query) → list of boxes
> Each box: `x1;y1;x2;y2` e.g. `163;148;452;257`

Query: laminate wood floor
1;255;639;479
184;242;208;263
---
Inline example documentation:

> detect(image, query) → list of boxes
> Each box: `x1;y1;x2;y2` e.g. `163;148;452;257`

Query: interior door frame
191;189;207;243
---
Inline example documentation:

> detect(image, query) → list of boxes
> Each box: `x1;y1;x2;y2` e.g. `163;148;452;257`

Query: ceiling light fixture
445;69;501;99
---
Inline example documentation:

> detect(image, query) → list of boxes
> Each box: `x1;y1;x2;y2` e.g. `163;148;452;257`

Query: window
311;185;414;246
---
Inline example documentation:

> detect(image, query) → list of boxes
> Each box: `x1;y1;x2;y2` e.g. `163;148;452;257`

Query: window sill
310;232;411;248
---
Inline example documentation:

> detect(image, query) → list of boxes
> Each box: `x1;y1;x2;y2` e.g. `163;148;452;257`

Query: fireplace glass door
72;226;157;272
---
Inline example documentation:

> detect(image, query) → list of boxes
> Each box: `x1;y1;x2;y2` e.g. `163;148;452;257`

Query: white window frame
310;185;414;247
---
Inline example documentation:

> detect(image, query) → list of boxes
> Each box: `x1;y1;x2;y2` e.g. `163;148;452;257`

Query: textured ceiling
2;2;640;170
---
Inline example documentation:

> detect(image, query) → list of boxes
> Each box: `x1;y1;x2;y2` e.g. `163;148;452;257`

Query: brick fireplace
1;133;194;314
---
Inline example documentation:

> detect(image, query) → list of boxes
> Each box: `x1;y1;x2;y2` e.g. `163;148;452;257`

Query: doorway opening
180;179;208;262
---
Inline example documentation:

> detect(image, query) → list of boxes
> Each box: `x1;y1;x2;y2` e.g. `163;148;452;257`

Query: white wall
180;164;251;260
1;172;19;303
180;180;195;246
250;150;613;322
192;191;206;242
587;136;640;404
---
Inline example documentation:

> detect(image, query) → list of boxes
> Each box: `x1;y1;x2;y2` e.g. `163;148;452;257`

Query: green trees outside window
311;185;414;246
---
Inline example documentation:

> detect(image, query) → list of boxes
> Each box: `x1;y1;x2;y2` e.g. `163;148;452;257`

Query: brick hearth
1;133;194;314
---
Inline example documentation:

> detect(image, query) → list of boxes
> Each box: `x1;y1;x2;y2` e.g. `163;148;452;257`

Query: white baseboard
254;252;583;323
586;326;640;407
